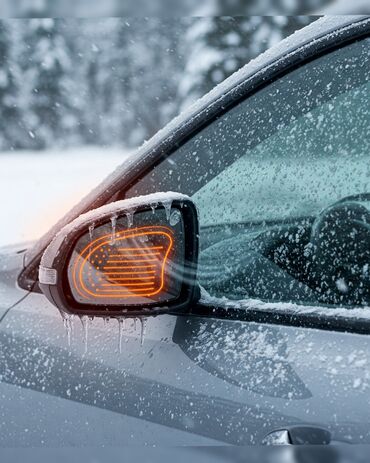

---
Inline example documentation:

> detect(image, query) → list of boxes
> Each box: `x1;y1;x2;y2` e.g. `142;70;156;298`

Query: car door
1;34;370;447
124;33;370;443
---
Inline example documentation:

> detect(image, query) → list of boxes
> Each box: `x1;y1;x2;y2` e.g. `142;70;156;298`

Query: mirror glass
67;207;185;306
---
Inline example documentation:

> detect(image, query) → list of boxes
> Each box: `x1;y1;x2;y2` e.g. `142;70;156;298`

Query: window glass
127;38;370;307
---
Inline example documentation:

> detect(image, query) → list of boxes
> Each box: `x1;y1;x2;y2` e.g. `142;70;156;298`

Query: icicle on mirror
67;207;185;306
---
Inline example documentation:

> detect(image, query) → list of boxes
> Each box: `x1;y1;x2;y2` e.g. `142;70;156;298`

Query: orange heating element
71;226;174;300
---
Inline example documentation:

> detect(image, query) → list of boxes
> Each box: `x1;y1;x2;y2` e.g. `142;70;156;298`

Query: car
0;14;369;449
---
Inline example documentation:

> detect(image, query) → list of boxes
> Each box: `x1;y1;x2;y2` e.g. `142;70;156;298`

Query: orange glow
71;226;174;301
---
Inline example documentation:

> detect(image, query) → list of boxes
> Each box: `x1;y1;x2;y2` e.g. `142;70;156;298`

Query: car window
126;37;370;308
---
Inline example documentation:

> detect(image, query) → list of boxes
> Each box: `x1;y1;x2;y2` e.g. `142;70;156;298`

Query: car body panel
1;266;370;445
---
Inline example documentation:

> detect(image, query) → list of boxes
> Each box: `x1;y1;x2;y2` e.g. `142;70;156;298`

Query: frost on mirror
127;38;370;308
67;208;185;306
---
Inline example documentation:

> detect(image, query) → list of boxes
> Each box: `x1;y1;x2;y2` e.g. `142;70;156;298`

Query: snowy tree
0;14;320;152
0;21;20;150
19;18;80;149
112;18;186;147
178;12;315;109
68;18;185;148
199;0;330;15
69;18;123;146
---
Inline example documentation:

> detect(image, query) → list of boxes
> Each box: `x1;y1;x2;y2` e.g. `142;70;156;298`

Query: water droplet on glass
138;234;149;243
336;278;349;294
169;209;181;226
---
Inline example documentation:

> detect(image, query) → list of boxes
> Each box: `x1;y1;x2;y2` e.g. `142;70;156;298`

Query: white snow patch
200;286;370;322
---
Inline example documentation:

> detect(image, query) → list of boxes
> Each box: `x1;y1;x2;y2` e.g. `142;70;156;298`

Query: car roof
22;14;370;280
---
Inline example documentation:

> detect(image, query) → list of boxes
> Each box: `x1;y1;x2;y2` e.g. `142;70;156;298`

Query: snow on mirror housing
39;193;199;318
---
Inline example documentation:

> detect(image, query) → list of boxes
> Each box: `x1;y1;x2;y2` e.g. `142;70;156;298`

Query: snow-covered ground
0;148;132;247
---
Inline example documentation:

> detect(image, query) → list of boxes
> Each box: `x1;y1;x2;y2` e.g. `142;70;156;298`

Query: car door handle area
262;425;332;445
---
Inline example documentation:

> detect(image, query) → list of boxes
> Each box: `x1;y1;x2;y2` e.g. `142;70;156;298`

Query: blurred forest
0;14;319;151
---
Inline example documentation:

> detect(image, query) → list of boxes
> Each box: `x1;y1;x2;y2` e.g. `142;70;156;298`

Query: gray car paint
1;248;370;445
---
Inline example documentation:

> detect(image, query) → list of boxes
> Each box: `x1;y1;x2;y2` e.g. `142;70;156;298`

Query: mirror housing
39;193;199;318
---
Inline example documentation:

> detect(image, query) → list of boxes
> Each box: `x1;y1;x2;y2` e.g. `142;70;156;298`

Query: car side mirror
39;193;199;319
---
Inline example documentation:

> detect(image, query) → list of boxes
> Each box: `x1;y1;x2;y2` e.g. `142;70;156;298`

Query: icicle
70;314;75;338
62;313;74;347
110;215;118;244
150;203;157;215
65;318;72;346
140;317;147;346
126;210;134;228
88;223;95;241
117;318;126;353
162;200;172;221
88;223;95;255
80;316;89;354
66;320;72;347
